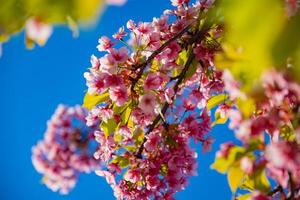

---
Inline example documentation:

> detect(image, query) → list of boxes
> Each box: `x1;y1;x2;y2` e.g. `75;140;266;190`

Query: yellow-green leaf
100;118;117;138
212;110;228;127
236;194;251;200
82;92;109;110
207;94;228;110
242;169;271;193
211;146;245;174
227;164;245;192
110;156;129;168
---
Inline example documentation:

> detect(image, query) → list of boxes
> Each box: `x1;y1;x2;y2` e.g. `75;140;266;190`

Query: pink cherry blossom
97;36;115;52
32;105;98;194
109;86;128;106
113;26;127;40
139;93;157;114
25;18;53;46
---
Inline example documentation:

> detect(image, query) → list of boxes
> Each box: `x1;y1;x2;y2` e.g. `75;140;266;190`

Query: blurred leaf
280;125;295;141
0;0;106;46
217;0;285;92
227;164;245;192
207;94;228;110
241;169;271;193
82;92;109;110
211;146;245;174
236;194;251;200
212;110;228;127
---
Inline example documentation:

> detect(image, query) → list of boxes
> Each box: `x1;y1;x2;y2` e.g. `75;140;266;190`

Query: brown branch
287;172;295;200
135;47;200;158
267;185;283;197
134;9;210;158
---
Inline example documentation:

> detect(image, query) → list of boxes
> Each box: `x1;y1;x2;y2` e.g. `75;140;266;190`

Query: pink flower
32;105;98;194
113;26;127;40
265;141;300;171
106;74;123;88
165;87;175;104
97;36;115;51
118;126;132;140
96;170;116;185
124;169;141;183
153;15;169;32
240;157;254;174
139;93;157;114
171;0;189;7
222;69;245;100
145;175;160;190
86;107;101;126
136;22;153;35
109;86;128;106
90;55;100;70
107;163;122;174
108;47;129;63
144;72;168;91
215;104;230;119
202;136;215;153
84;72;109;94
126;20;136;30
25;18;52;46
94;132;116;162
160;41;181;62
99;54;118;73
216;142;234;158
144;131;160;152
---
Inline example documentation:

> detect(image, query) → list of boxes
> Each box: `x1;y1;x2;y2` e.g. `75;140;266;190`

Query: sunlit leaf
82;92;109;110
211;146;245;174
236;194;251;200
100;118;118;138
111;156;129;168
212;110;228;127
227;164;245;192
241;169;271;193
207;94;228;110
216;0;285;92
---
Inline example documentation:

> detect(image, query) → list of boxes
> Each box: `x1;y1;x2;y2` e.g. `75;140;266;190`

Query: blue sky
0;1;234;199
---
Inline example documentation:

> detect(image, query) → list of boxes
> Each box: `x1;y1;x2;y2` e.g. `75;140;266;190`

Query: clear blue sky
0;1;234;199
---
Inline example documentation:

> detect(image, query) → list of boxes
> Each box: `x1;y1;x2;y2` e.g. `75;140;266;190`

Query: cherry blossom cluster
215;69;300;199
31;105;99;194
83;0;225;199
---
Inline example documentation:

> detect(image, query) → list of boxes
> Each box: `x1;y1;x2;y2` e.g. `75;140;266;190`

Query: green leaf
100;118;117;138
241;169;271;193
207;94;228;110
227;164;245;192
114;132;123;143
211;146;245;174
176;50;188;66
216;0;285;93
184;59;198;80
121;102;132;125
280;125;295;141
123;145;136;152
111;156;129;168
212;110;228;127
82;92;109;110
133;128;144;145
236;194;251;200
